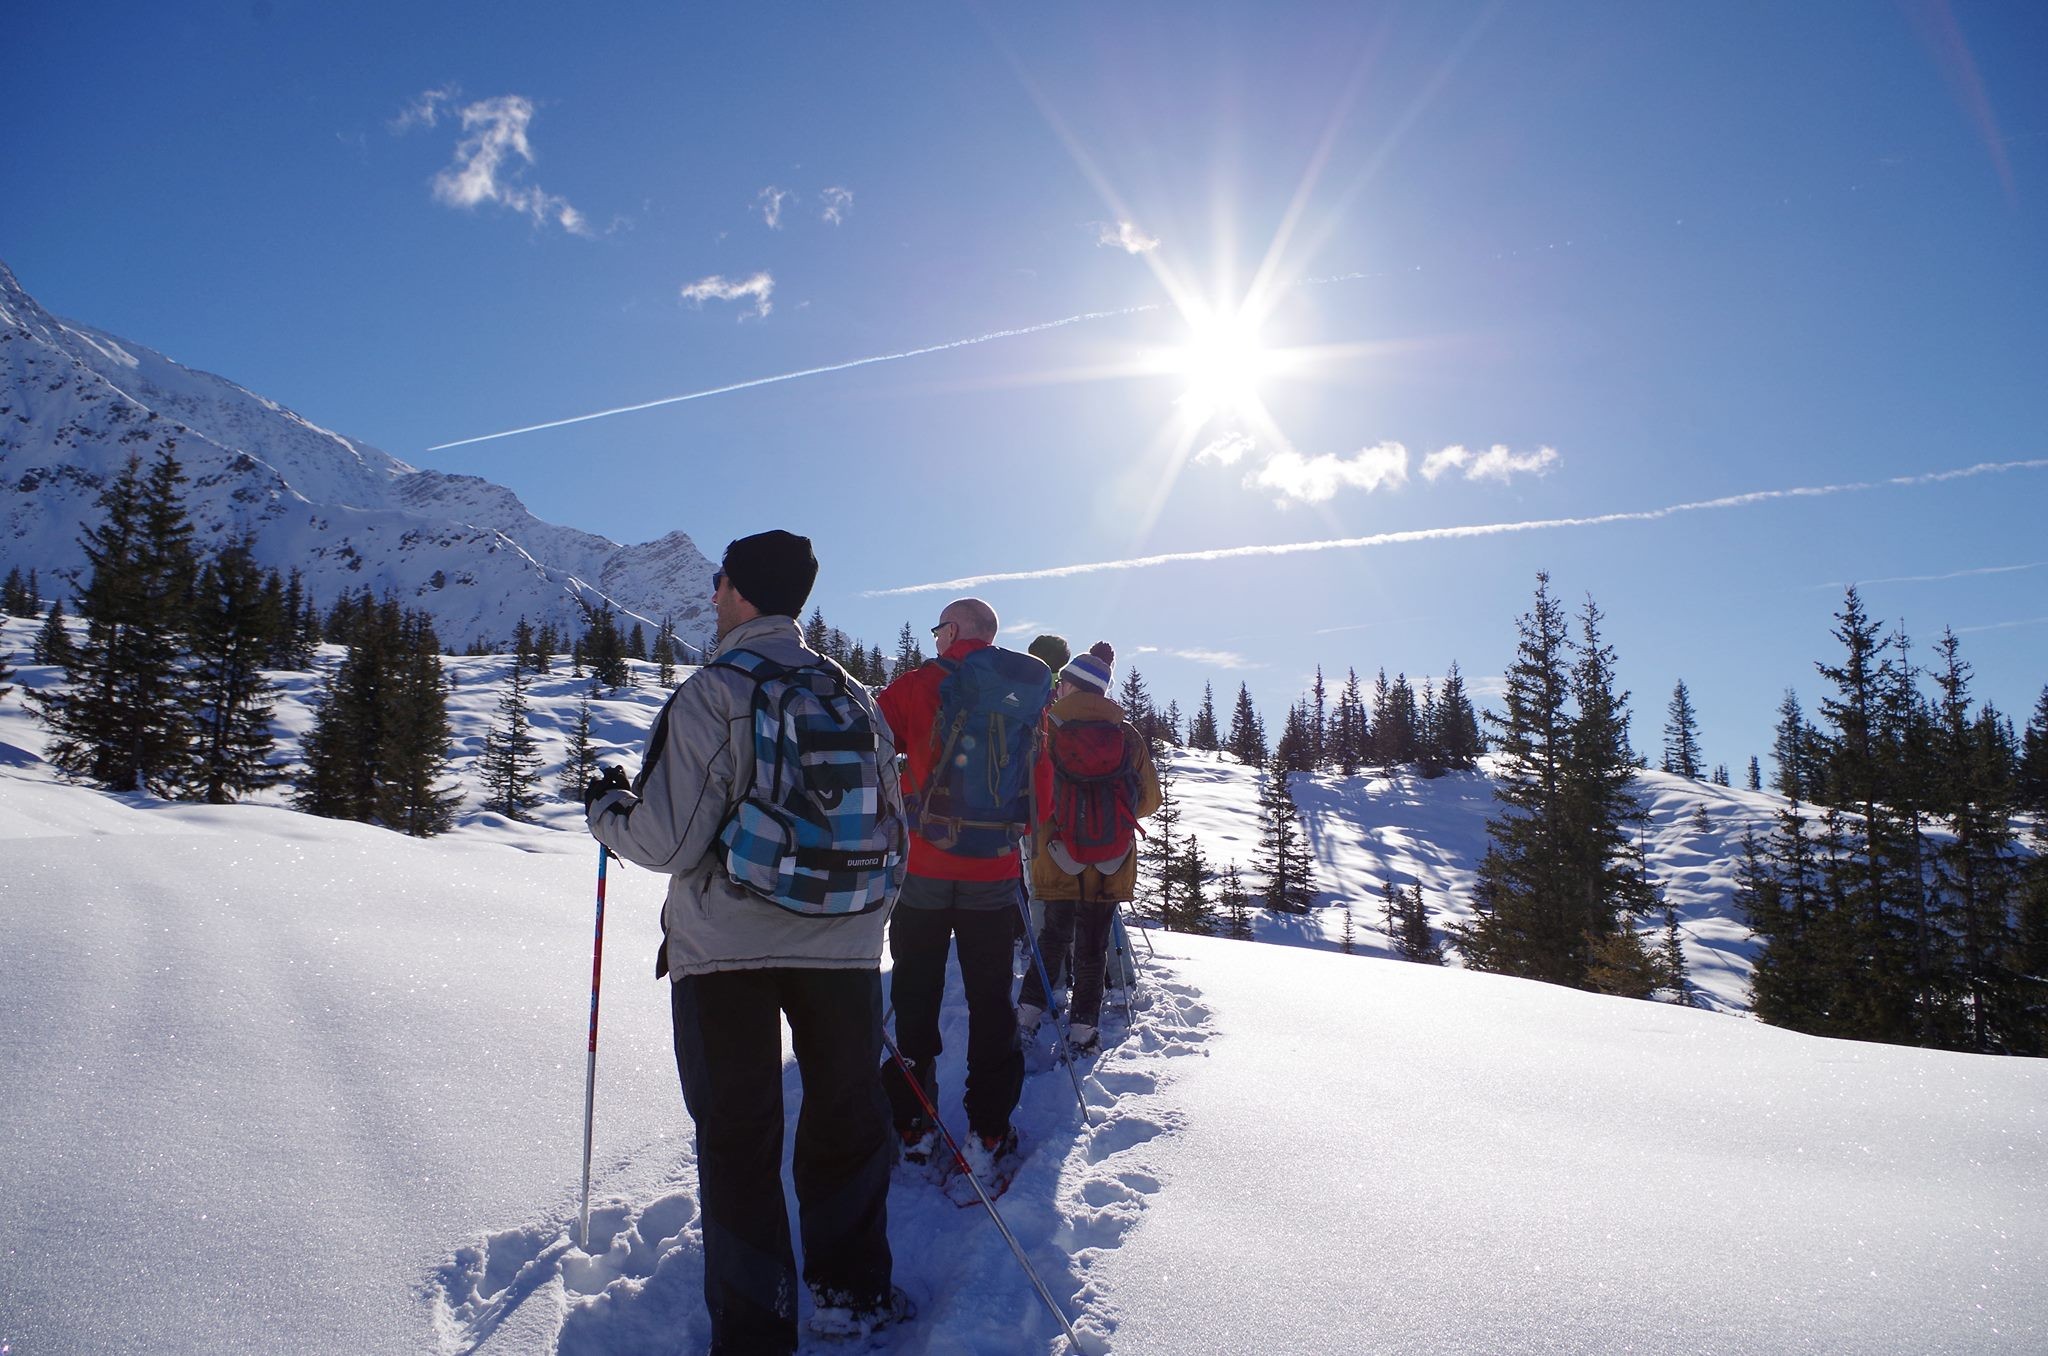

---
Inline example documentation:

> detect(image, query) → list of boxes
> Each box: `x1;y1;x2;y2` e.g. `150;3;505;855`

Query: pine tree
653;618;678;687
1436;662;1484;769
33;599;75;667
33;450;199;795
0;648;13;701
1119;667;1158;748
1662;679;1703;778
626;622;647;663
297;595;457;836
1225;682;1266;765
186;541;281;804
558;687;599;802
1926;629;2025;1051
1160;698;1183;746
1189;682;1221;751
1658;908;1692;1005
1456;575;1651;992
2018;684;2048;813
1140;761;1183;928
893;622;924;680
2;566;30;617
480;655;544;821
1309;666;1329;770
1746;755;1762;791
1168;834;1217;936
512;617;537;672
1772;689;1818;801
1382;880;1444;964
1339;902;1356;954
583;607;630;690
1217;864;1254;941
804;607;830;656
1275;699;1315;772
1333;667;1367;775
1253;749;1317;912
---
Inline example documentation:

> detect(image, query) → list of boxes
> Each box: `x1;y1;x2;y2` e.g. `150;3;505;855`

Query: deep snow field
2;617;2042;1354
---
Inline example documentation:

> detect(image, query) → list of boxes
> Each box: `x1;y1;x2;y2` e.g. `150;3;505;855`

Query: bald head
940;597;999;642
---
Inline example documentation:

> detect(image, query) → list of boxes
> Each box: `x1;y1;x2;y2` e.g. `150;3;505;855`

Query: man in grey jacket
586;529;907;1354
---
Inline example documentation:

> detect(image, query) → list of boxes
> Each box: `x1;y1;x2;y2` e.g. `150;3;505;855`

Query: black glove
583;764;630;810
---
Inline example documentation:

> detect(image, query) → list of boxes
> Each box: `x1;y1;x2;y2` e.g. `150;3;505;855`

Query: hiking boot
897;1121;938;1165
809;1284;916;1341
961;1126;1018;1186
1066;1023;1101;1058
1015;1002;1044;1040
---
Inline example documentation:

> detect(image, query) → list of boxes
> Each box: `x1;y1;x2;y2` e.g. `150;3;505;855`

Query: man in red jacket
876;596;1026;1181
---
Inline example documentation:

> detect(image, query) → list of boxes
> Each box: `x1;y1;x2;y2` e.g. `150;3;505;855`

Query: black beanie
721;530;818;619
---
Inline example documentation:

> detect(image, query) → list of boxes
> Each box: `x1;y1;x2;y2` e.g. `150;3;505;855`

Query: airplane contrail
864;457;2048;596
425;305;1157;452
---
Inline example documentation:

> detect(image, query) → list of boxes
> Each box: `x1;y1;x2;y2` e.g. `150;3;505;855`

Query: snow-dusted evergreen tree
187;541;281;804
33;449;199;795
558;687;599;803
1225;682;1266;765
480;655;544;821
1662;679;1703;779
1188;681;1220;751
1253;749;1316;912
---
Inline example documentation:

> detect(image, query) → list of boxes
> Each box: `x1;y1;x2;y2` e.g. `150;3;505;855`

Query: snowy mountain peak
0;260;715;647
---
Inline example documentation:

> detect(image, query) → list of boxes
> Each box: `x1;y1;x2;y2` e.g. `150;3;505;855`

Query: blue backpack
907;647;1053;858
711;650;906;916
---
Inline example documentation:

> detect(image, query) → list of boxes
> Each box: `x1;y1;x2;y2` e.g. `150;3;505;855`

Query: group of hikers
584;528;1162;1354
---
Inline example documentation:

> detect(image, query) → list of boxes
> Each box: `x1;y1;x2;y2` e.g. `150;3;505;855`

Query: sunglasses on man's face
712;570;726;596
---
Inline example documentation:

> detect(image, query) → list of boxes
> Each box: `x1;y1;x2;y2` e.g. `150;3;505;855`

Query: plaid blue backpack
711;649;905;917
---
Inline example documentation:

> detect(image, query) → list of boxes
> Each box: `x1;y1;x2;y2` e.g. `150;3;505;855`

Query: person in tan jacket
1015;643;1162;1056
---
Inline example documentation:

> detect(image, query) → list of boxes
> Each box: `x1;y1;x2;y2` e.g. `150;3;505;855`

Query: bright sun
1163;302;1277;423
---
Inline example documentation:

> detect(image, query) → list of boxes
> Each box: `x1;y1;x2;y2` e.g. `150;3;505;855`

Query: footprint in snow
429;1188;704;1355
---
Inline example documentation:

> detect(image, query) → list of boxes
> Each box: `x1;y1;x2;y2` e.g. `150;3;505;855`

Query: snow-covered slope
0;260;716;649
3;613;2042;1355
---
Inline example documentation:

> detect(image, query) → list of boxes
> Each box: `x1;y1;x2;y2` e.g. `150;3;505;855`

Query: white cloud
756;186;793;229
1422;443;1560;483
1094;220;1160;254
391;86;458;133
820;186;854;225
680;271;775;319
429;95;590;235
1248;441;1409;505
1194;432;1256;466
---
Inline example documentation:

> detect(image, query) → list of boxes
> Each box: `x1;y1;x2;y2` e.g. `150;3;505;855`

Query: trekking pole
1014;887;1093;1126
879;1023;1083;1353
578;844;610;1251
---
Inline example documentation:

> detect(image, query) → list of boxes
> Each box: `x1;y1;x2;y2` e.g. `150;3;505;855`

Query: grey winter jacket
586;613;902;979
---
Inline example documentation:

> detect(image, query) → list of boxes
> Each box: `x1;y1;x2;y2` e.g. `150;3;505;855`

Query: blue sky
7;0;2046;771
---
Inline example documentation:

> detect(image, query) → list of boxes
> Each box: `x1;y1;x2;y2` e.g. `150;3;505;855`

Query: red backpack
1044;719;1141;868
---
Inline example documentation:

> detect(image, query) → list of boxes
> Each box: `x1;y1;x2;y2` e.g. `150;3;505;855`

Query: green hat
1027;633;1071;672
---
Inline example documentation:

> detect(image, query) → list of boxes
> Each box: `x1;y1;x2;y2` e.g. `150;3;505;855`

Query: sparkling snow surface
2;616;2043;1353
